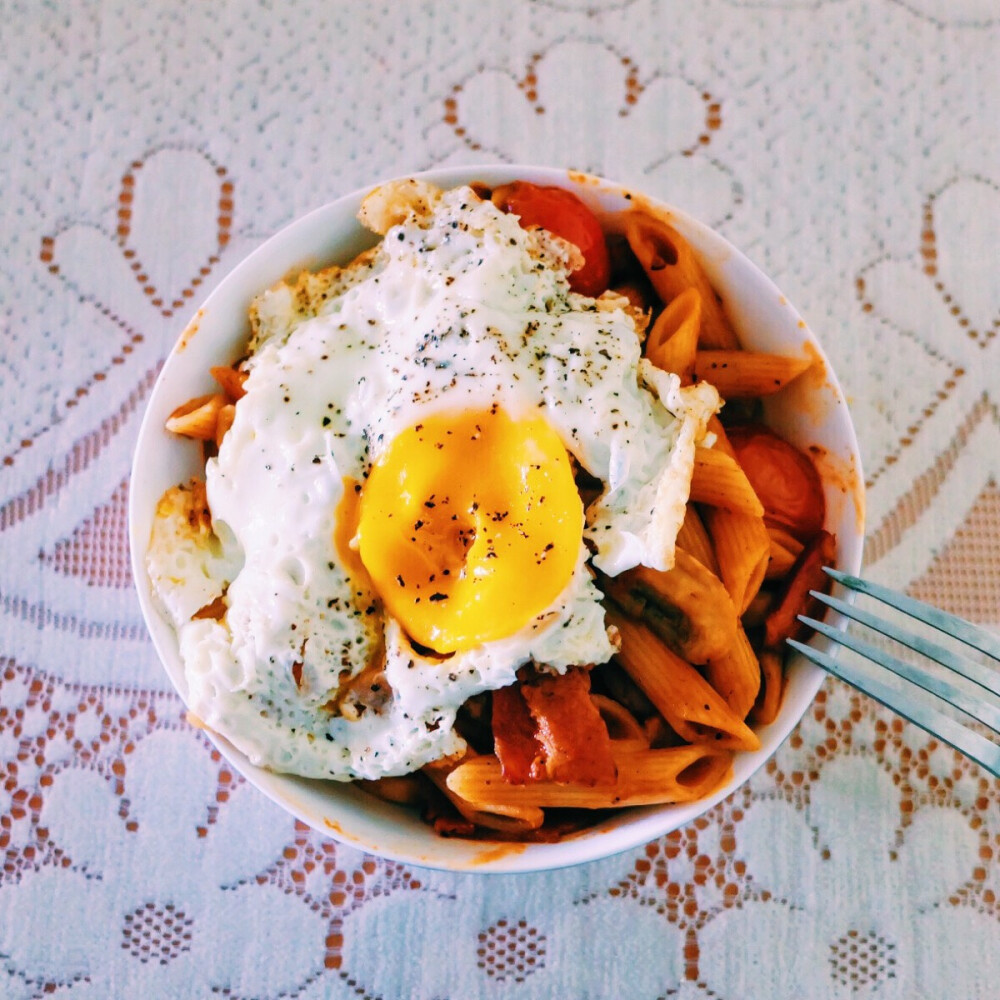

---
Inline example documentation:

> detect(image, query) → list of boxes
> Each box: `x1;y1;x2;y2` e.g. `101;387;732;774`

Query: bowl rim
129;164;865;873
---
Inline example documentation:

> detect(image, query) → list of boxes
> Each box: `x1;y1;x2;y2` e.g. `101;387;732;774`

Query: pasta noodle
623;210;740;349
765;523;806;579
702;507;770;615
607;608;761;752
704;625;762;720
689;448;766;517
446;745;734;809
165;393;228;440
675;506;720;575
692;350;811;398
644;286;700;382
210;364;248;402
751;650;784;726
423;754;546;834
589;693;650;751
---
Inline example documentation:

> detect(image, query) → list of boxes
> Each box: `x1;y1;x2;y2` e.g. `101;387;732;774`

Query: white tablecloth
1;1;998;997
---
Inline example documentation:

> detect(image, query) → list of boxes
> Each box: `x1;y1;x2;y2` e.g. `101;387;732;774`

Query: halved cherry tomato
727;423;826;538
492;181;611;297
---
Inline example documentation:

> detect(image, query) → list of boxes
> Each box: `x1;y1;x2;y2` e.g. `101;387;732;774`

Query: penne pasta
446;745;734;809
693;350;811;398
210;364;249;402
675;505;720;575
165;392;228;441
741;589;774;628
214;403;236;448
623;211;739;349
750;649;784;727
607;609;761;752
706;414;736;458
704;625;762;720
765;523;806;579
590;693;650;750
690;447;765;517
423;754;545;834
702;507;770;614
644;286;701;382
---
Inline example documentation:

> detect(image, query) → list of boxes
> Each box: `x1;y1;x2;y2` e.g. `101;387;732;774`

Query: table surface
2;1;999;997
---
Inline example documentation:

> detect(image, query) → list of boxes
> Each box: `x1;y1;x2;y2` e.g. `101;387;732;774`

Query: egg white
148;184;718;781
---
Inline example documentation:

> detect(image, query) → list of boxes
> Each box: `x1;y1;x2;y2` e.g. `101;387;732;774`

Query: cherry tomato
492;181;611;297
727;424;826;538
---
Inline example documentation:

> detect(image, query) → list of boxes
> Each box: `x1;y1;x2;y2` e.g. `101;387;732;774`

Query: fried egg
147;181;718;781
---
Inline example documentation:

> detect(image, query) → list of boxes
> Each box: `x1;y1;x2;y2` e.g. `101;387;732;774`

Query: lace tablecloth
2;1;998;997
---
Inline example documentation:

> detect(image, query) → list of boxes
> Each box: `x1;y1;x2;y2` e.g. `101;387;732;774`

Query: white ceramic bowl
129;165;865;872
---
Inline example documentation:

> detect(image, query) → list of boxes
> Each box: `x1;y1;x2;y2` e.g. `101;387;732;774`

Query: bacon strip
764;529;837;649
520;669;617;787
492;669;617;787
492;684;546;784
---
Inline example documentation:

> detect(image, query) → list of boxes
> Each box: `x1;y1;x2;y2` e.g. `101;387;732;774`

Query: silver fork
787;567;1000;778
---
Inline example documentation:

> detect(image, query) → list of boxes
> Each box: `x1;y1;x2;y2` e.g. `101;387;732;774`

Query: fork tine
787;638;1000;778
799;613;1000;733
823;567;1000;661
809;589;1000;699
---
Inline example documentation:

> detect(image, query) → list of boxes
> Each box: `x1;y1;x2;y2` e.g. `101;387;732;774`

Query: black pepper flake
429;592;447;602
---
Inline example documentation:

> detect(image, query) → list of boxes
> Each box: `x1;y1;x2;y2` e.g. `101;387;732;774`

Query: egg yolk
356;408;584;654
